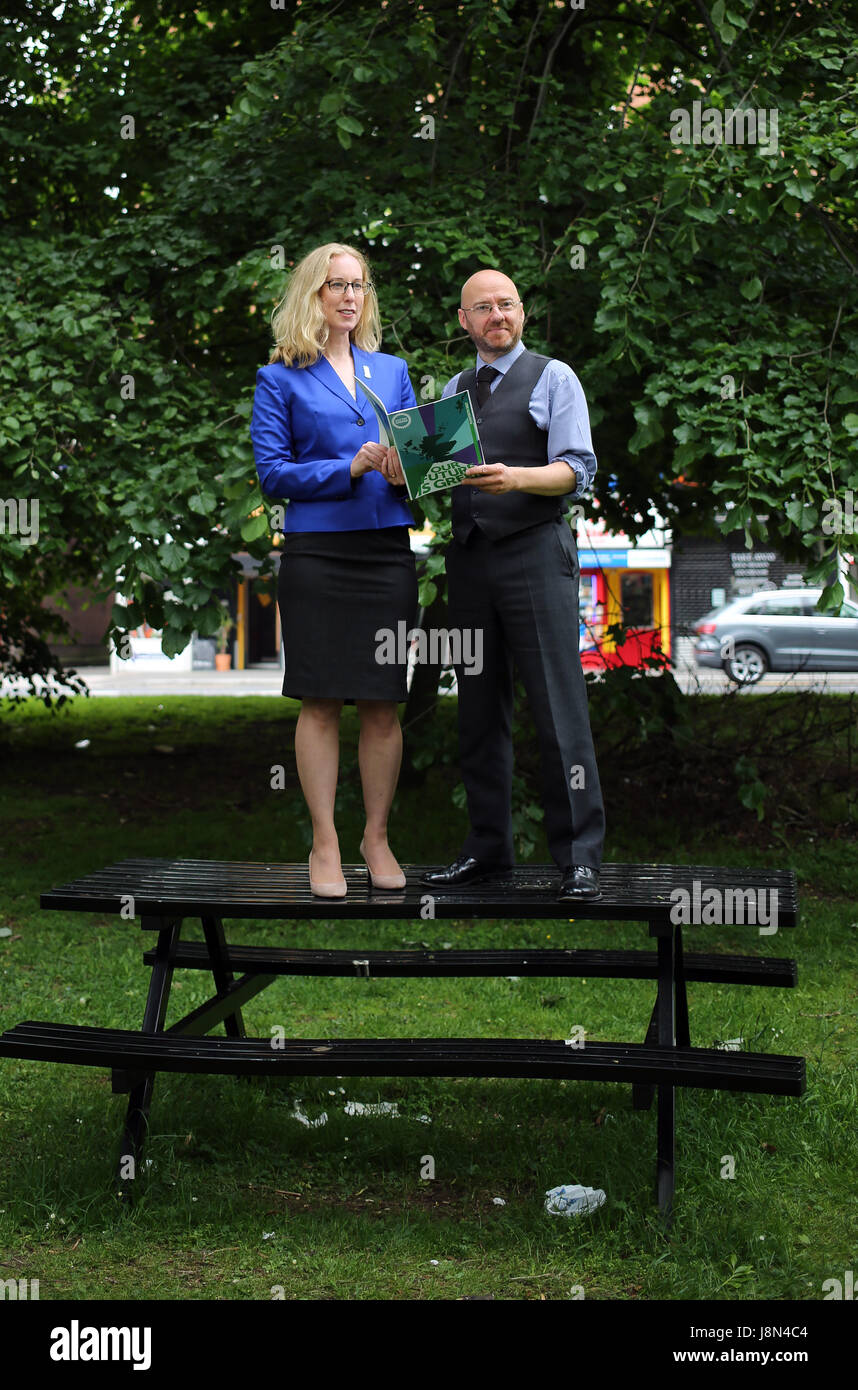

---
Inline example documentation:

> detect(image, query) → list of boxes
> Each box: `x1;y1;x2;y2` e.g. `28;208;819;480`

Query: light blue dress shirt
441;339;597;498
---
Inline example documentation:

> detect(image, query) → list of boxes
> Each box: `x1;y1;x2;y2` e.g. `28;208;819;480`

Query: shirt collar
476;338;525;377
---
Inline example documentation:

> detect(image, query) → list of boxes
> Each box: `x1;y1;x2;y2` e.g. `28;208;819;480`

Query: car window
745;596;805;616
767;599;807;616
808;598;858;619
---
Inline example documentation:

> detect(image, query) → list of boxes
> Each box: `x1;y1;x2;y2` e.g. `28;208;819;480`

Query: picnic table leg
674;925;690;1047
632;1009;657;1111
655;925;676;1220
201;916;246;1038
115;917;181;1201
634;923;690;1111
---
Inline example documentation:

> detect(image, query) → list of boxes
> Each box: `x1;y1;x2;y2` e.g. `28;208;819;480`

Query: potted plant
215;601;232;671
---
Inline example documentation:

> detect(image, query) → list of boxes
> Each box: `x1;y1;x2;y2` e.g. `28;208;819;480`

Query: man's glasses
463;298;521;317
323;279;372;295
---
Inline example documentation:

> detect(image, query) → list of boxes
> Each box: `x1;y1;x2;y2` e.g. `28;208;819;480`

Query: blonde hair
268;242;381;367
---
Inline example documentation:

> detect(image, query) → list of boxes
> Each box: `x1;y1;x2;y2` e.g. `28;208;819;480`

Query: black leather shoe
558;866;601;901
421;856;513;888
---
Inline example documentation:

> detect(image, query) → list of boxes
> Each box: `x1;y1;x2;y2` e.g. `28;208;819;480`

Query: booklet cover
360;383;486;499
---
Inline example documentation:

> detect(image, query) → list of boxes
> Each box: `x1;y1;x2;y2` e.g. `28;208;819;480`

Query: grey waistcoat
451;348;563;542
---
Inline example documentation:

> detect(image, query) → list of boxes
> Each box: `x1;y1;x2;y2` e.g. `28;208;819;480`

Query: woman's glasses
323;279;372;295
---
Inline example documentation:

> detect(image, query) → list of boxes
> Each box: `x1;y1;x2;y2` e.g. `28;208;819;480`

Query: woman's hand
350;442;389;478
381;446;406;486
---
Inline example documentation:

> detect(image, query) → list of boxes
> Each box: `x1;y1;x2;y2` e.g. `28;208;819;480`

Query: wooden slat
0;1023;806;1094
38;858;799;927
140;942;798;986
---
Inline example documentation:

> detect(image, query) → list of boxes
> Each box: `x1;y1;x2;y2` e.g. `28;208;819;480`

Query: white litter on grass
291;1101;328;1129
262;1231;275;1241
544;1184;606;1217
416;1115;432;1125
344;1101;399;1118
0;928;12;938
74;739;90;749
715;1037;744;1051
505;976;521;982
492;1197;506;1206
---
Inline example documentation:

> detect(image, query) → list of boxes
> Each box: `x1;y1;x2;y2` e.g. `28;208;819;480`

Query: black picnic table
0;858;805;1216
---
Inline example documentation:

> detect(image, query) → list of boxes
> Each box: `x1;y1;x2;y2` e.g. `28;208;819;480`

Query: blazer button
356;416;365;426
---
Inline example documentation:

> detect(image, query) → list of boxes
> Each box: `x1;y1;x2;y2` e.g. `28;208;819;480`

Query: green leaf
740;277;762;300
336;115;364;136
417;577;437;607
158;543;186;573
240;513;269;542
785;178;815;202
160;626;192;659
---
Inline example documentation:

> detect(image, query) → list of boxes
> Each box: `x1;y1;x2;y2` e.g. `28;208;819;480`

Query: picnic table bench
0;858;805;1216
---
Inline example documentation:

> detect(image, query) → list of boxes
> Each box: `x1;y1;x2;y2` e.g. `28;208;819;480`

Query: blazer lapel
352;347;377;411
307;353;363;416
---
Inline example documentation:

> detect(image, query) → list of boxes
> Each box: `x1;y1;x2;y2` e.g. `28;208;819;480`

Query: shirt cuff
563;460;588;498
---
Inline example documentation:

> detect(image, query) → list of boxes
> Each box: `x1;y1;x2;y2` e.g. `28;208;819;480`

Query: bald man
420;269;605;899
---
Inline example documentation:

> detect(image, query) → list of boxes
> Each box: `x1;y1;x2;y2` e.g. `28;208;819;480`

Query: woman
250;242;417;897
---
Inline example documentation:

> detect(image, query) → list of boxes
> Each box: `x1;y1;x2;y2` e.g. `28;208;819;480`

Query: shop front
577;537;671;670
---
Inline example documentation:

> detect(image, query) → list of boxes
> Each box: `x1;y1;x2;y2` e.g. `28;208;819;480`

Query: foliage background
1;0;856;675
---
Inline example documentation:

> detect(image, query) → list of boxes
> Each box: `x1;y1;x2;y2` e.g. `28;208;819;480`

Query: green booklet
360;383;486;499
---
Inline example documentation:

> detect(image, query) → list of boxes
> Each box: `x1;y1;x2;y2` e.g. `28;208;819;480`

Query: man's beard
469;322;523;357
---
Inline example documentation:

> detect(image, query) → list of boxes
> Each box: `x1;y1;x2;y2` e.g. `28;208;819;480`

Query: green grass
0;696;856;1300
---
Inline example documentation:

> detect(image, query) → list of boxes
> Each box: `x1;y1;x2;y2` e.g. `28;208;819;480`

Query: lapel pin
363;365;371;378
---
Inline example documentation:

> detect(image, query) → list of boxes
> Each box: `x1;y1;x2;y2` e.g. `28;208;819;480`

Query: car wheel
724;643;768;685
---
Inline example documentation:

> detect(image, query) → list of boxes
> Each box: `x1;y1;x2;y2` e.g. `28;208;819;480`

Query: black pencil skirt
277;526;419;701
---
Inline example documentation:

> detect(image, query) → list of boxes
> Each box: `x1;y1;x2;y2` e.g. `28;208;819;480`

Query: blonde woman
250;243;417;897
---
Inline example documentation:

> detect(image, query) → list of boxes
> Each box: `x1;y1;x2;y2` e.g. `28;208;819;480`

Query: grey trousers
446;519;605;870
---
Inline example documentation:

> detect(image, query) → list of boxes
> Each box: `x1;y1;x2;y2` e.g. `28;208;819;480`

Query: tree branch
505;1;548;172
526;11;580;146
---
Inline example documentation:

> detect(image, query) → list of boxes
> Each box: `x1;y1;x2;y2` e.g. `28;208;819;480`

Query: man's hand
463;462;518;494
381;445;406;486
465;459;579;497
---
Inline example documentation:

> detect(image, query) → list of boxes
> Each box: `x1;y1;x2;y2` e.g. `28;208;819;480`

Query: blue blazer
250;346;416;533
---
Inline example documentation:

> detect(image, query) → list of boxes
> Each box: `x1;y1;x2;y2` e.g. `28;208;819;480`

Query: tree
1;0;856;701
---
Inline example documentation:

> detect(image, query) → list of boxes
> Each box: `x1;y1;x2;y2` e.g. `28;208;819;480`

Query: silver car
693;587;858;684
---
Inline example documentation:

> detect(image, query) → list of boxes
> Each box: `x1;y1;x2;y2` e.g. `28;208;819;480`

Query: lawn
0;695;855;1300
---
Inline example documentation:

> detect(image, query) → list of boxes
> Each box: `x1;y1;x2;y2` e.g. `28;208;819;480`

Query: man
417;268;605;900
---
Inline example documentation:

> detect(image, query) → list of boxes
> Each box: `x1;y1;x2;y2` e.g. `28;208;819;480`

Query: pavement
19;662;858;698
62;664;286;697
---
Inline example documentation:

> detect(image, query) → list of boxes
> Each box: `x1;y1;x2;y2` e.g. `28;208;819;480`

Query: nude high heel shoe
359;839;406;891
308;851;347;898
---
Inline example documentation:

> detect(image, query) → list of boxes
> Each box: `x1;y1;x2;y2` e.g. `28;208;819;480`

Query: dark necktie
476;364;500;408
